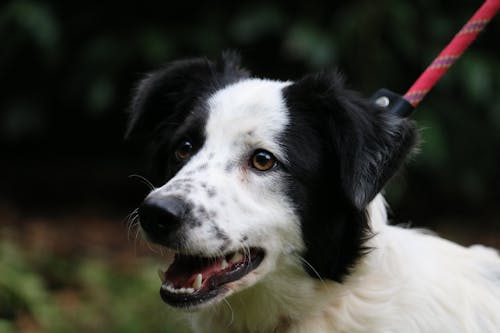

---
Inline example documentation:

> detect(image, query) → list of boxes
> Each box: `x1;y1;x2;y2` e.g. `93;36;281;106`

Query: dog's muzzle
138;195;188;247
137;193;266;309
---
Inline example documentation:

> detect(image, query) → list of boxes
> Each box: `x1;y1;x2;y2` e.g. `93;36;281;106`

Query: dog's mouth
158;248;265;308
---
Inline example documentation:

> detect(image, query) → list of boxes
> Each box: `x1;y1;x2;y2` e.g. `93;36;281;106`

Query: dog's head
127;53;417;310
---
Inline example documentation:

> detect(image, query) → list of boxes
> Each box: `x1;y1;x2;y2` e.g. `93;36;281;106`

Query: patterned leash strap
372;0;500;117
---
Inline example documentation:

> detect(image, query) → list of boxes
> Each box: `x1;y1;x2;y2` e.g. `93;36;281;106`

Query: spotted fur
128;54;500;333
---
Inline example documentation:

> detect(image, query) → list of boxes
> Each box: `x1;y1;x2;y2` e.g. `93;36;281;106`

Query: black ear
287;71;417;209
126;51;249;142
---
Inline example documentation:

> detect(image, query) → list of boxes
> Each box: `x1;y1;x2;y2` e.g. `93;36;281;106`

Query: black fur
128;54;417;283
282;71;417;281
127;52;249;183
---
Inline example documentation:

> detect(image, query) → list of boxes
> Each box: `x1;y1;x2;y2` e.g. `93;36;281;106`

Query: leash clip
370;88;415;118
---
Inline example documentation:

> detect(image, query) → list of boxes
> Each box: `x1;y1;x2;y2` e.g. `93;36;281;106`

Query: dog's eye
175;140;193;161
250;150;277;171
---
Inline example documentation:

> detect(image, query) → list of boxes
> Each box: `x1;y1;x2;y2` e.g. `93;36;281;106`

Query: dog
127;53;500;333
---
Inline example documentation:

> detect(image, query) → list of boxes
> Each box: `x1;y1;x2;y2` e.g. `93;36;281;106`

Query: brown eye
251;150;277;171
175;140;193;161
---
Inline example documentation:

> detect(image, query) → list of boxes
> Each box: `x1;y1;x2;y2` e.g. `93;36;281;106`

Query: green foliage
0;239;190;333
284;22;337;68
230;4;286;43
0;0;60;60
2;0;499;186
0;1;499;330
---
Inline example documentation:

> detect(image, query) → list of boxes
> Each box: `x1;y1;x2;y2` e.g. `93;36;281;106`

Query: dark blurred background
1;0;499;332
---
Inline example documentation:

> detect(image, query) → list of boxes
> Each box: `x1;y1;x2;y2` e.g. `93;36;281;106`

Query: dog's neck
188;196;390;333
190;263;340;333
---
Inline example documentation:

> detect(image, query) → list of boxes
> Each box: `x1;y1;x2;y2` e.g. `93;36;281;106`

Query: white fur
146;78;500;332
189;196;500;333
150;79;305;308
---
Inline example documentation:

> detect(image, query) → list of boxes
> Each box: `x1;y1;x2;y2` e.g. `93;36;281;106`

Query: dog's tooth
221;259;229;270
230;252;244;263
193;273;202;289
163;283;175;293
157;269;166;283
186;287;194;294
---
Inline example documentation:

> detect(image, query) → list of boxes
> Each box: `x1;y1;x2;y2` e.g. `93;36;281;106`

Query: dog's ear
286;71;417;209
126;51;249;142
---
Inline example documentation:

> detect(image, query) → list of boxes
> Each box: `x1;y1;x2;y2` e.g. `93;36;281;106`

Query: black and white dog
127;53;500;333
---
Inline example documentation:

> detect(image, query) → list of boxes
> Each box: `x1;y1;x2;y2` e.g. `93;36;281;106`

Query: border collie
127;53;500;333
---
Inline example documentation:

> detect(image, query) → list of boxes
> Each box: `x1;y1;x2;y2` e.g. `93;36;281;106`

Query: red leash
372;0;500;116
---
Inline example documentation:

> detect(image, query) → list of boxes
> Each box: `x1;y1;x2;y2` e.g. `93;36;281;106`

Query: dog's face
127;53;416;310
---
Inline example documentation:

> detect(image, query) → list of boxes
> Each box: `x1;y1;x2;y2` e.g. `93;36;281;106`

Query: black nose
138;196;187;242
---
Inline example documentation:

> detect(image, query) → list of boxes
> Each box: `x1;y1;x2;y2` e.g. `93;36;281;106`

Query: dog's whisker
129;221;142;256
134;224;145;251
124;213;139;241
147;242;164;256
122;54;500;332
128;212;139;228
129;215;141;236
123;207;139;225
298;256;325;285
128;174;156;191
126;213;140;241
124;209;139;236
222;298;235;327
128;223;139;249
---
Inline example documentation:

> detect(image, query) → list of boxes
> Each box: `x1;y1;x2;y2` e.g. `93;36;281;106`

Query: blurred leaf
0;0;60;58
0;320;16;333
460;170;485;202
388;1;418;59
86;77;115;115
385;180;406;206
460;54;493;104
284;22;336;68
488;96;500;129
187;25;223;53
0;239;189;333
0;101;45;142
414;111;449;169
80;35;126;71
230;4;285;43
136;29;175;65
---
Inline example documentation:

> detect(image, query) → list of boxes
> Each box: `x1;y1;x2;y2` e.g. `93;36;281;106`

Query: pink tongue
166;258;224;288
